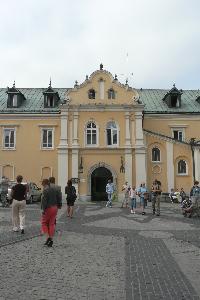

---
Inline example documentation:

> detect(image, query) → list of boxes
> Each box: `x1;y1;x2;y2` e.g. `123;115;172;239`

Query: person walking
137;182;148;215
151;180;162;216
129;186;137;214
41;178;62;247
180;188;186;204
106;179;114;208
65;179;77;218
121;181;130;208
11;175;27;234
0;176;9;207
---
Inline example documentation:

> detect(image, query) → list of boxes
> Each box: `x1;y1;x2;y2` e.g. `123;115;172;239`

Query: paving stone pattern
0;202;200;299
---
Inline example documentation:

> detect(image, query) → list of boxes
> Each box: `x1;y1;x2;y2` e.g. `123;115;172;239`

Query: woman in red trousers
41;178;62;247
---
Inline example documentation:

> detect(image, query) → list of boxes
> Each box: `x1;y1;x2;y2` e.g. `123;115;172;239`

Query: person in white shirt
129;186;137;214
121;182;130;208
106;179;114;208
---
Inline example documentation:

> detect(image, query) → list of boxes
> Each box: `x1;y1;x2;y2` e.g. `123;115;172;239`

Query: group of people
5;175;77;247
106;178;162;216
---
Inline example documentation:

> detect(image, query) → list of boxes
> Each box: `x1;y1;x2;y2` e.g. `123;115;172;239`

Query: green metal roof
0;88;68;113
0;87;200;114
137;89;200;113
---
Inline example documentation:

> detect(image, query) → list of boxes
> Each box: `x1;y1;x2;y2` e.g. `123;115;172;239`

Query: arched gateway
88;163;117;201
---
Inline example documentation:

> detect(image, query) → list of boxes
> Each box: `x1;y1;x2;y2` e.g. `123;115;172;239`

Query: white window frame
177;159;188;175
106;121;119;147
85;122;99;147
41;128;54;150
3;128;16;150
170;127;186;142
151;147;161;162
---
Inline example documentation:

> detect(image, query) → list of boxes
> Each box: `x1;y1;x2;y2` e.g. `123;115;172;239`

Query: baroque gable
65;66;139;106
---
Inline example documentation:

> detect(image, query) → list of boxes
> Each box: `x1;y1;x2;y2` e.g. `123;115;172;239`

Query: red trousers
41;206;58;238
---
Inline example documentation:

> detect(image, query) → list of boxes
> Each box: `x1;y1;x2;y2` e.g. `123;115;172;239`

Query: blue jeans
131;198;136;209
106;193;112;207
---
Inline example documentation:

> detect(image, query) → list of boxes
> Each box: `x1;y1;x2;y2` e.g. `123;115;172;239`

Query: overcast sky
0;0;199;89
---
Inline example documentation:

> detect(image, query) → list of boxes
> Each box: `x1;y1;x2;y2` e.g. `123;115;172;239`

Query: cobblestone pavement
0;201;200;299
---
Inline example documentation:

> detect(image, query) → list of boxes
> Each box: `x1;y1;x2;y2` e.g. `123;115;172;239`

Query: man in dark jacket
41;177;62;247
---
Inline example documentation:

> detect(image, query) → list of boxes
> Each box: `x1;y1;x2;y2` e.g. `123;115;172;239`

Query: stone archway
87;162;117;201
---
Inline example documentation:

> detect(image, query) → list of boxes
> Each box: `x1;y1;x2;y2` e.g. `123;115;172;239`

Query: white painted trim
40;127;55;150
166;142;174;192
171;128;185;142
84;120;99;147
177;159;188;176
151;146;161;162
2;127;16;150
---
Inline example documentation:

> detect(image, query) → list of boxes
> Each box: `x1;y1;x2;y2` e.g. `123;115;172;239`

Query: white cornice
144;114;200;120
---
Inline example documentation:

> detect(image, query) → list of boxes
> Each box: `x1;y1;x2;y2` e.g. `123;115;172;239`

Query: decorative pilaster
57;107;68;195
125;149;132;185
135;148;146;188
166;141;174;192
72;111;79;146
125;112;131;147
72;149;79;194
135;112;144;146
194;147;200;181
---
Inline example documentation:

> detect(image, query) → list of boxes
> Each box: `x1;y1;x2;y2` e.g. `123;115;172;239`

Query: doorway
91;167;113;201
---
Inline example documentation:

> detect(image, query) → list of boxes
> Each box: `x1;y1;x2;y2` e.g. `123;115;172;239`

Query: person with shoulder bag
11;175;27;234
65;179;77;218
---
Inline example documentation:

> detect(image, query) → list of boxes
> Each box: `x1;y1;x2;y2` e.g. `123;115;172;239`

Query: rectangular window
42;129;53;149
11;95;18;107
4;128;15;149
173;130;183;141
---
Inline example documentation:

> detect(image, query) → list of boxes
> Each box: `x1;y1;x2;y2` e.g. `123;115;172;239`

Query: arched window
108;89;115;99
86;122;97;145
106;121;118;146
88;89;95;99
152;147;160;162
178;160;187;174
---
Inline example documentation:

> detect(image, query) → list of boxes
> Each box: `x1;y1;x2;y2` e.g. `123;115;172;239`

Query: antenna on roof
49;77;52;88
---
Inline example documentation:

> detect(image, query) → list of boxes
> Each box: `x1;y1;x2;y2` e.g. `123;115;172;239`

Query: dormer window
11;95;18;107
6;82;26;108
43;80;60;108
88;89;95;99
163;84;182;108
46;95;54;107
108;88;115;99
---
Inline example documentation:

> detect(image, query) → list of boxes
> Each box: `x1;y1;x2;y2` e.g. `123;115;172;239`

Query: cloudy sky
0;0;199;89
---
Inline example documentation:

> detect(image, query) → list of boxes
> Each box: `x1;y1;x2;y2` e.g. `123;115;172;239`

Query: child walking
129;186;137;214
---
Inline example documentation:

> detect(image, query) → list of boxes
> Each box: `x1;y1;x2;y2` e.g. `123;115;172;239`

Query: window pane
152;148;160;161
173;131;178;139
178;160;186;173
107;129;111;145
92;133;96;144
43;130;47;146
87;133;91;144
178;131;183;141
113;130;117;144
48;130;52;147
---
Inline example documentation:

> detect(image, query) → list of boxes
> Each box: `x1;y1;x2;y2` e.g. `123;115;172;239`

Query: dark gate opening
91;167;112;201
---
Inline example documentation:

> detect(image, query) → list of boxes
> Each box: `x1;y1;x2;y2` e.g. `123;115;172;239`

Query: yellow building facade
0;66;200;200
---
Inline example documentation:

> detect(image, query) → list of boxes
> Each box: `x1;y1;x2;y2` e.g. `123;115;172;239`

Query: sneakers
142;212;146;215
131;210;133;214
21;229;25;234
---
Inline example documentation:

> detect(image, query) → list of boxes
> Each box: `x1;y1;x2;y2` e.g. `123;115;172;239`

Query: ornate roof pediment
65;66;139;106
